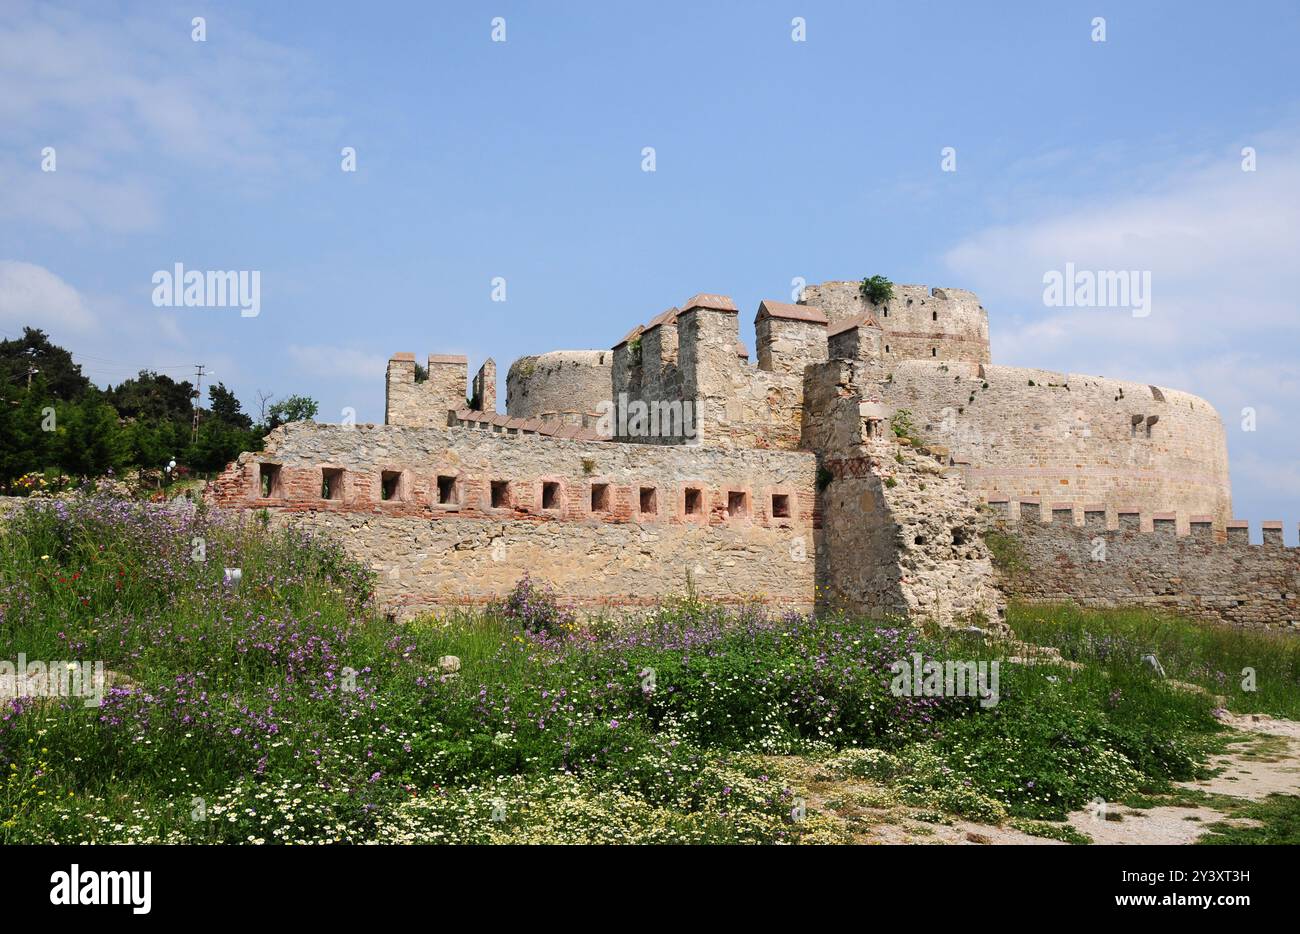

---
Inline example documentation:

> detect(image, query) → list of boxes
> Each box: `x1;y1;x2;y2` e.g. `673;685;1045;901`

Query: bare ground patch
771;713;1300;845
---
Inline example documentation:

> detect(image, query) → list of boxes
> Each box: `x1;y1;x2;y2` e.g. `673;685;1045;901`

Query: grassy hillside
0;496;1283;844
1009;603;1300;719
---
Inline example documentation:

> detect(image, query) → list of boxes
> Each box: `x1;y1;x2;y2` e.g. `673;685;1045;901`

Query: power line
192;364;208;442
72;353;193;371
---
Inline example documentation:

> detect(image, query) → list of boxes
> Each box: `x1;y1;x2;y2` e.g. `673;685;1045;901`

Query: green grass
1007;817;1093;844
983;529;1028;577
0;497;1285;843
1009;603;1300;719
1198;795;1300;845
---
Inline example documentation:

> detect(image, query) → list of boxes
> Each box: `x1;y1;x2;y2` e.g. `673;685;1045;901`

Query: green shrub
859;275;895;306
890;409;923;445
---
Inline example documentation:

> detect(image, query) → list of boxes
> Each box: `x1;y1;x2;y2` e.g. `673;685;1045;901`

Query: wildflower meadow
0;495;1251;844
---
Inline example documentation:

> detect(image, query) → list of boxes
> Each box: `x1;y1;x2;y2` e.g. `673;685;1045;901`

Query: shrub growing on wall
859;275;894;306
890;408;922;445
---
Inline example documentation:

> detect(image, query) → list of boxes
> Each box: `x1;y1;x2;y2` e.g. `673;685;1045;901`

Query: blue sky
1;0;1298;529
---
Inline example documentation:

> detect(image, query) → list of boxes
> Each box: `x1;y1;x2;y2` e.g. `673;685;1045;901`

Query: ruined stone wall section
880;360;1233;528
470;359;497;413
207;423;817;619
799;282;991;366
989;500;1299;633
386;353;468;428
505;350;612;425
802;362;1004;627
820;439;1004;627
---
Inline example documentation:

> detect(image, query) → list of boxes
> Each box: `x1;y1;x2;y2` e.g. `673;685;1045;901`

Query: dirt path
785;712;1300;845
1062;712;1300;844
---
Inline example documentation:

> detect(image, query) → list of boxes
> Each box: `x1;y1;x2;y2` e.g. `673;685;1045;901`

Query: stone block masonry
211;277;1275;634
208;422;817;619
988;499;1300;633
611;295;820;451
882;361;1232;528
388;354;499;427
505;350;611;424
801;355;1004;627
800;282;991;366
821;443;1004;626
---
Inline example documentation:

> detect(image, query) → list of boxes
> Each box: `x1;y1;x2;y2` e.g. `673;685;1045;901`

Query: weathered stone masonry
989;499;1300;633
505;350;611;426
210;423;818;618
211;277;1295;633
800;356;1003;625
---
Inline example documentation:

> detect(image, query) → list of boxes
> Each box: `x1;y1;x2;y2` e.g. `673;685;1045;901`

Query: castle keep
210;280;1296;633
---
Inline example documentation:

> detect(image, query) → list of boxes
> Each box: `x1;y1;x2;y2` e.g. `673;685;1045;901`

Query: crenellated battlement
214;277;1260;629
386;353;497;427
608;292;826;449
987;495;1299;633
984;496;1292;546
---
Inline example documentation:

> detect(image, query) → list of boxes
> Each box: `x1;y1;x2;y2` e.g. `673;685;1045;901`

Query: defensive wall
988;498;1299;633
212;277;1284;632
880;360;1232;529
505;350;612;426
207;422;818;619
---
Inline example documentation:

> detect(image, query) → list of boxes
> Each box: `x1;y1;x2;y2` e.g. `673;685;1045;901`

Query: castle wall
880;360;1233;529
611;298;813;450
638;324;676;400
820;445;1005;625
280;277;1253;631
755;302;829;375
611;326;643;412
802;361;1004;627
470;359;497;413
800;282;991;366
386;353;468;427
207;422;817;619
989;500;1299;633
505;350;612;425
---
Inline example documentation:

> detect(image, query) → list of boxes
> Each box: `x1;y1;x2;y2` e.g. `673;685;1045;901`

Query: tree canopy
0;330;319;490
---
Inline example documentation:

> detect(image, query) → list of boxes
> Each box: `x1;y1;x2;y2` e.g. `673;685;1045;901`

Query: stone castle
209;280;1297;633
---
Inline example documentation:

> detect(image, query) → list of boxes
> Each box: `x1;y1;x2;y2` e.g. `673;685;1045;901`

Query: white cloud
287;345;389;383
0;259;95;334
0;1;337;233
946;139;1300;338
0;156;161;233
942;131;1300;523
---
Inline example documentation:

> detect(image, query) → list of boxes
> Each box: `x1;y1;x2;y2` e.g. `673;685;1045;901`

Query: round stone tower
801;281;990;366
506;350;613;425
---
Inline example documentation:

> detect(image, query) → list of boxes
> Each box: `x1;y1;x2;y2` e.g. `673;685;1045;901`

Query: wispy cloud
946;140;1300;336
287;344;389;383
943;129;1300;521
0;259;95;333
0;0;337;233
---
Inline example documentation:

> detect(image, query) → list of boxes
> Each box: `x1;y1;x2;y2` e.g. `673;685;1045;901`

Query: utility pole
191;364;207;443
